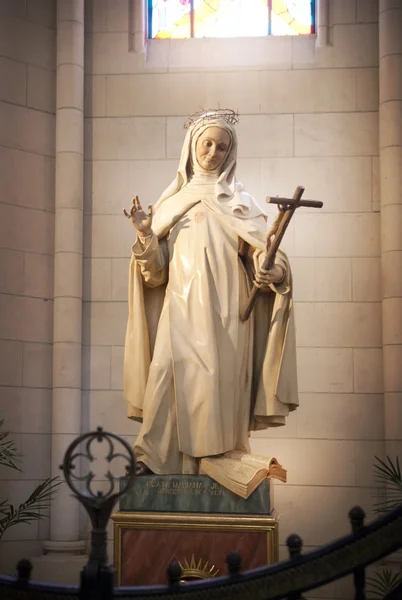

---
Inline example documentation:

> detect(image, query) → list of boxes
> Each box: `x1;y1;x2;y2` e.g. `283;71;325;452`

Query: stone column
379;0;402;456
32;0;87;582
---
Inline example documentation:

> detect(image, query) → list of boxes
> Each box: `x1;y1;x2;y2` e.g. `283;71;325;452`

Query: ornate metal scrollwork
60;427;135;571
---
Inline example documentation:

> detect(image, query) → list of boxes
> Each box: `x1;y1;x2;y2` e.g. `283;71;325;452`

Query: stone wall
0;0;387;595
0;0;56;573
82;2;382;597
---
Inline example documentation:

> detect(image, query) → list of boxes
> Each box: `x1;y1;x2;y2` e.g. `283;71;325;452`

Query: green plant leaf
367;568;402;598
0;477;62;541
0;420;22;471
372;456;402;514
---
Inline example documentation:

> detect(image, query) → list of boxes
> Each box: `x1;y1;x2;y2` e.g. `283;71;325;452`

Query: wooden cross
240;185;323;322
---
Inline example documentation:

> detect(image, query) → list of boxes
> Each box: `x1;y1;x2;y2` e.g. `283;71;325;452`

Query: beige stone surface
53;342;82;388
297;393;384;440
292;257;352;302
330;0;357;25
28;65;56;113
0;540;44;577
379;6;402;57
251;438;355;487
333;24;379;68
56;152;84;209
382;297;402;345
381;204;402;252
106;0;129;32
0;102;55;156
260;69;356;114
380;101;402;149
384;392;402;441
83;257;112;301
54;252;82;298
0;56;26;105
0;147;54;211
295;112;378;157
295;213;380;258
0;294;53;343
53;297;82;343
87;159;176;214
0;204;54;255
22;342;53;388
86;32;150;75
0;340;23;387
372;156;380;211
295;302;382;347
82;301;127;346
54;208;83;254
382;251;402;298
25;253;54;298
353;348;383;393
111;345;124;390
87;390;140;435
292;36;334;70
56;64;84;110
57;20;84;68
356;68;379;111
86;215;136;258
357;0;379;22
380;147;402;205
165;37;293;71
84;74;107;117
20;433;51;479
106;72;205;117
297;348;353;393
352;257;381;301
27;0;56;29
51;390;82;435
82;345;111;390
380;55;402;102
273;484;375;546
0;248;24;294
0;388;51;435
90;116;165;160
262;156;373;213
112;258;130;301
383;345;402;392
56;108;84;154
205;71;261;115
0;16;55;68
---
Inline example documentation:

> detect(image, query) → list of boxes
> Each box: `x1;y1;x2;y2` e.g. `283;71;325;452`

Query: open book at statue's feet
200;450;287;499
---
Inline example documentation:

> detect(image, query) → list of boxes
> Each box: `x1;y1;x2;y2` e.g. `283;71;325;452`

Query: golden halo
178;554;220;581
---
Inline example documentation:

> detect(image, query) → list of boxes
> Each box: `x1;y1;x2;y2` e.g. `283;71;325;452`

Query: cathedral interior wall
0;0;56;572
0;1;387;595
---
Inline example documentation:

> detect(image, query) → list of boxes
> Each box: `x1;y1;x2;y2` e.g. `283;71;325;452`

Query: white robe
124;185;299;474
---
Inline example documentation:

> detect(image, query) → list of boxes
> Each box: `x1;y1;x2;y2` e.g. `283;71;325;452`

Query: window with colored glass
148;0;316;39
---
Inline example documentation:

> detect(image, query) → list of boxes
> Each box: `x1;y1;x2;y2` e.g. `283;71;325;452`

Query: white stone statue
123;110;298;476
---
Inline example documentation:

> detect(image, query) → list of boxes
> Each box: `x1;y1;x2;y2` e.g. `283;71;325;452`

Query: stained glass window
148;0;315;39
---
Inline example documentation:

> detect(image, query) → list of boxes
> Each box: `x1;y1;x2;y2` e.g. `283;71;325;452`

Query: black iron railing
1;428;401;600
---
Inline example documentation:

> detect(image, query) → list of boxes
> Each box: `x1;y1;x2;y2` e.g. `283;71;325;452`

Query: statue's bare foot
135;461;154;476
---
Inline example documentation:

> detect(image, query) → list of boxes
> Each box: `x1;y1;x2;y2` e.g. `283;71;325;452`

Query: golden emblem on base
178;554;219;581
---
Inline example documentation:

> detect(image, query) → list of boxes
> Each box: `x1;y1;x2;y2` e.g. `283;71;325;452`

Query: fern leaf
0;477;61;541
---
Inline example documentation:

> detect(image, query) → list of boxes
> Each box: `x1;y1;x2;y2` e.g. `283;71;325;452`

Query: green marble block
119;475;271;514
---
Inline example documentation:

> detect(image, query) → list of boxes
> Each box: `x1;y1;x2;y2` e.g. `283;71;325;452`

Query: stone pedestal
113;476;277;586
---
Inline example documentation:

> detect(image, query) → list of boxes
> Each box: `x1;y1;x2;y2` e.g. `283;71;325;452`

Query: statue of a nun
123;110;298;475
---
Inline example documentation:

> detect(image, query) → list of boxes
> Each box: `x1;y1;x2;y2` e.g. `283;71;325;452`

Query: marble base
113;511;278;586
119;475;271;514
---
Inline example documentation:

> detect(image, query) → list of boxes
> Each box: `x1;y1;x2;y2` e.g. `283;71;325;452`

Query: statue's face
195;127;230;171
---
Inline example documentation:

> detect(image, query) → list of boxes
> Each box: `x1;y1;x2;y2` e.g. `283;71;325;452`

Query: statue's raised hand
123;196;153;237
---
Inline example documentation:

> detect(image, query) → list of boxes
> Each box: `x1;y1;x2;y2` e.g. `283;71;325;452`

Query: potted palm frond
366;456;402;599
0;419;61;542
